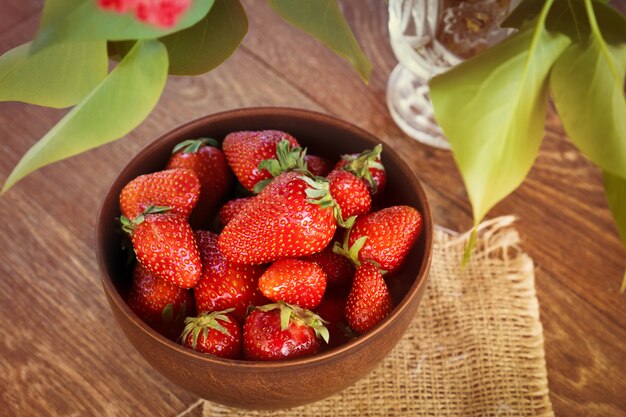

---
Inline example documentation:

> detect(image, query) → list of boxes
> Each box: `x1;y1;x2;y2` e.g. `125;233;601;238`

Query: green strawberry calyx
299;174;356;229
172;138;219;154
340;144;384;193
180;308;235;351
332;227;385;273
254;139;309;193
254;301;330;344
119;205;172;236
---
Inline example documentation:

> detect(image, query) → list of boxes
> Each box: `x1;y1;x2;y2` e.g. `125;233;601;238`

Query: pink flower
97;0;191;28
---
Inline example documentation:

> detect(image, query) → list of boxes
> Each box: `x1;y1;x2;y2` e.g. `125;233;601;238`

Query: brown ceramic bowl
96;107;433;410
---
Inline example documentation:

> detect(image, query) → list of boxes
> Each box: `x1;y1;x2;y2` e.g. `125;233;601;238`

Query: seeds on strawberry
345;261;392;334
126;263;194;339
327;169;371;219
259;259;327;309
166;138;233;229
222;130;300;192
302;245;354;287
119;168;200;219
218;197;254;227
243;302;329;361
194;230;265;321
181;309;242;359
121;207;202;289
218;172;338;265
345;205;422;273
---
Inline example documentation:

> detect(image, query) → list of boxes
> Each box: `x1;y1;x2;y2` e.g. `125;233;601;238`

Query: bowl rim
96;106;434;369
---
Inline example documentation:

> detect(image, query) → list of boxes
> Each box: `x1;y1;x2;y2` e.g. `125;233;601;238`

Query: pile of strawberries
118;130;423;361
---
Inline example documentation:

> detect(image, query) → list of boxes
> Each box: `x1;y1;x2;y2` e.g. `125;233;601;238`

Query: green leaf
430;1;570;228
267;0;371;82
504;0;626;43
550;2;626;178
160;0;248;75
0;40;107;108
279;304;291;331
32;0;214;52
603;171;626;292
1;40;168;193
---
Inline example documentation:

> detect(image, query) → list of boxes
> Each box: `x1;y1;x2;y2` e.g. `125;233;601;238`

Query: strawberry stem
340;144;384;193
253;302;330;344
332;226;365;266
254;139;309;193
299;175;354;228
120;205;172;236
181;308;235;350
332;228;386;274
172;138;219;154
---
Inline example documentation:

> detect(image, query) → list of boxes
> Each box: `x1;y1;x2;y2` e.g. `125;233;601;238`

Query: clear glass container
387;0;515;149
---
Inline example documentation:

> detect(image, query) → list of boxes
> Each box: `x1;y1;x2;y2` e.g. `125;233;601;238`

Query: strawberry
304;155;333;177
218;197;254;227
222;130;301;192
327;169;371;219
315;288;354;349
166;138;233;229
121;206;202;289
243;302;329;361
193;230;266;321
126;263;194;339
181;309;242;359
339;206;423;274
119;168;200;220
345;261;392;334
335;145;386;198
259;259;327;309
99;0;191;29
302;245;355;286
218;172;344;265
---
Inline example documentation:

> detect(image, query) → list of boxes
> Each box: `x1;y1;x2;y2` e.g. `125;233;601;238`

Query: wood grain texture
0;0;625;416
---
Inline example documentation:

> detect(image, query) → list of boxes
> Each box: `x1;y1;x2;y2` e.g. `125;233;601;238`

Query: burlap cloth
196;216;552;417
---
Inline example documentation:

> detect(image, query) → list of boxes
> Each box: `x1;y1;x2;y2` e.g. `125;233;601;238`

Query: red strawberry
126;263;194;339
166;138;233;228
302;245;354;286
218;172;341;265
341;206;422;273
119;168;200;219
327;169;371;219
259;259;327;309
181;309;242;359
121;207;202;289
335;145;386;198
218;197;254;227
315;288;354;349
243;302;329;361
194;230;265;321
345;261;392;334
222;130;300;192
305;155;333;177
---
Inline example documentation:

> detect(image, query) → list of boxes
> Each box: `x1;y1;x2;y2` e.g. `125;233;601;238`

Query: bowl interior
97;107;433;366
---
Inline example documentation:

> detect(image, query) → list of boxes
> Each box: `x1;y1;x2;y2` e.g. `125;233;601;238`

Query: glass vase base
386;64;450;150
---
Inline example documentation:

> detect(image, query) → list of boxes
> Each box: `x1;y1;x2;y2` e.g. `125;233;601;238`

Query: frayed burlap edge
191;216;552;417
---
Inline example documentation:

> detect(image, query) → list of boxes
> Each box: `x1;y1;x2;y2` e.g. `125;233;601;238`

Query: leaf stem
583;0;621;82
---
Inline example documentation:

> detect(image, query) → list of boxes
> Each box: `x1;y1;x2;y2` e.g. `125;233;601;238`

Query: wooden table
1;1;624;416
